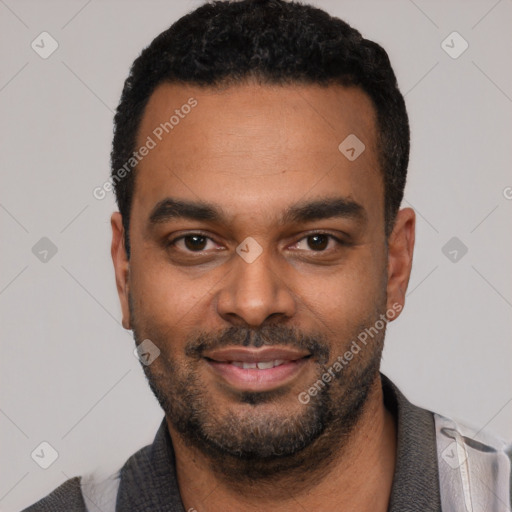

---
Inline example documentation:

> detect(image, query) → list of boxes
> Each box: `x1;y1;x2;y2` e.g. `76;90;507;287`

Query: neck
168;374;396;512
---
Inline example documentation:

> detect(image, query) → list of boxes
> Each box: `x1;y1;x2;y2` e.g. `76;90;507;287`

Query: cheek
293;246;386;326
137;279;203;329
128;250;207;335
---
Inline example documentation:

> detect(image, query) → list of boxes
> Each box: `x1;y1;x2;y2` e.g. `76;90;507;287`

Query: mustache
185;324;330;363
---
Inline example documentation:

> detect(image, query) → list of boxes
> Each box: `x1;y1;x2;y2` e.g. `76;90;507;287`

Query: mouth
203;347;312;392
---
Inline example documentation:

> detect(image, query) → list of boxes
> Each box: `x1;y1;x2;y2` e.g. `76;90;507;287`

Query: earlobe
111;212;132;330
386;208;415;320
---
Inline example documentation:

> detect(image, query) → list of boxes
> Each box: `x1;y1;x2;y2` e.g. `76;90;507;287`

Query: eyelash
166;231;347;253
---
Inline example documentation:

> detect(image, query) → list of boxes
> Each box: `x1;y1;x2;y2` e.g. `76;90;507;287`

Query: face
111;81;414;477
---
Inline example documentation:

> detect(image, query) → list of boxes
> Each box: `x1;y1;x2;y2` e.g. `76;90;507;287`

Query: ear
111;212;131;329
386;207;415;321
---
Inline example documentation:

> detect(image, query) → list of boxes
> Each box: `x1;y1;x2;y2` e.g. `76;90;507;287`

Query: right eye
167;233;220;252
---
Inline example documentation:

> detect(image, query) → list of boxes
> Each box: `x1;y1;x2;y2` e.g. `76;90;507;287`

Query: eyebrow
282;197;367;225
149;198;223;224
148;196;367;227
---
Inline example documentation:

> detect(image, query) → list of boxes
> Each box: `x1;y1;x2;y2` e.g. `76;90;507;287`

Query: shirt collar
382;374;442;511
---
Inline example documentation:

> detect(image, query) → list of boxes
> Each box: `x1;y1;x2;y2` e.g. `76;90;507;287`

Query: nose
215;245;296;327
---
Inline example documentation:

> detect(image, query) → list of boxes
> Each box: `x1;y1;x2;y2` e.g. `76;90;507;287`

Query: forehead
132;81;383;228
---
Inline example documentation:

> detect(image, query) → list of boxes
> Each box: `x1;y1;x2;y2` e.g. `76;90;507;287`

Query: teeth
230;360;288;369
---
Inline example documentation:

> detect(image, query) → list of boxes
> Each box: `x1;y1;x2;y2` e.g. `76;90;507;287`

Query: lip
203;346;310;363
203;346;311;392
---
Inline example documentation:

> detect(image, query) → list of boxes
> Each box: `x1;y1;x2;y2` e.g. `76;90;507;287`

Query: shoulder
20;419;167;512
434;412;511;464
21;476;86;512
434;413;512;509
21;469;122;512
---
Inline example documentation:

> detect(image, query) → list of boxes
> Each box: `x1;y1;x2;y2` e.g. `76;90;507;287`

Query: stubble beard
129;293;387;484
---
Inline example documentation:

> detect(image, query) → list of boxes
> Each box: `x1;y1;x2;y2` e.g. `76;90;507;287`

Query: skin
111;81;415;511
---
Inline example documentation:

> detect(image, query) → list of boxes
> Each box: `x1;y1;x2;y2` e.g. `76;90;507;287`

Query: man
24;0;511;511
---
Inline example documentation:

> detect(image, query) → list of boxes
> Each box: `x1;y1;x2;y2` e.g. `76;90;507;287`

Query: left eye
292;234;340;252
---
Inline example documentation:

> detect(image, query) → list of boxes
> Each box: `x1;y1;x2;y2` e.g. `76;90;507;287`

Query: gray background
1;0;511;510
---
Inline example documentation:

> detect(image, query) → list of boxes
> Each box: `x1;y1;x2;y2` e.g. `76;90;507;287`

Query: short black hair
111;0;409;256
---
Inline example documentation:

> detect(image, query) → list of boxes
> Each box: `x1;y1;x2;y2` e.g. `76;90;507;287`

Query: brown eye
307;234;329;251
290;233;345;254
166;233;221;255
183;235;208;251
